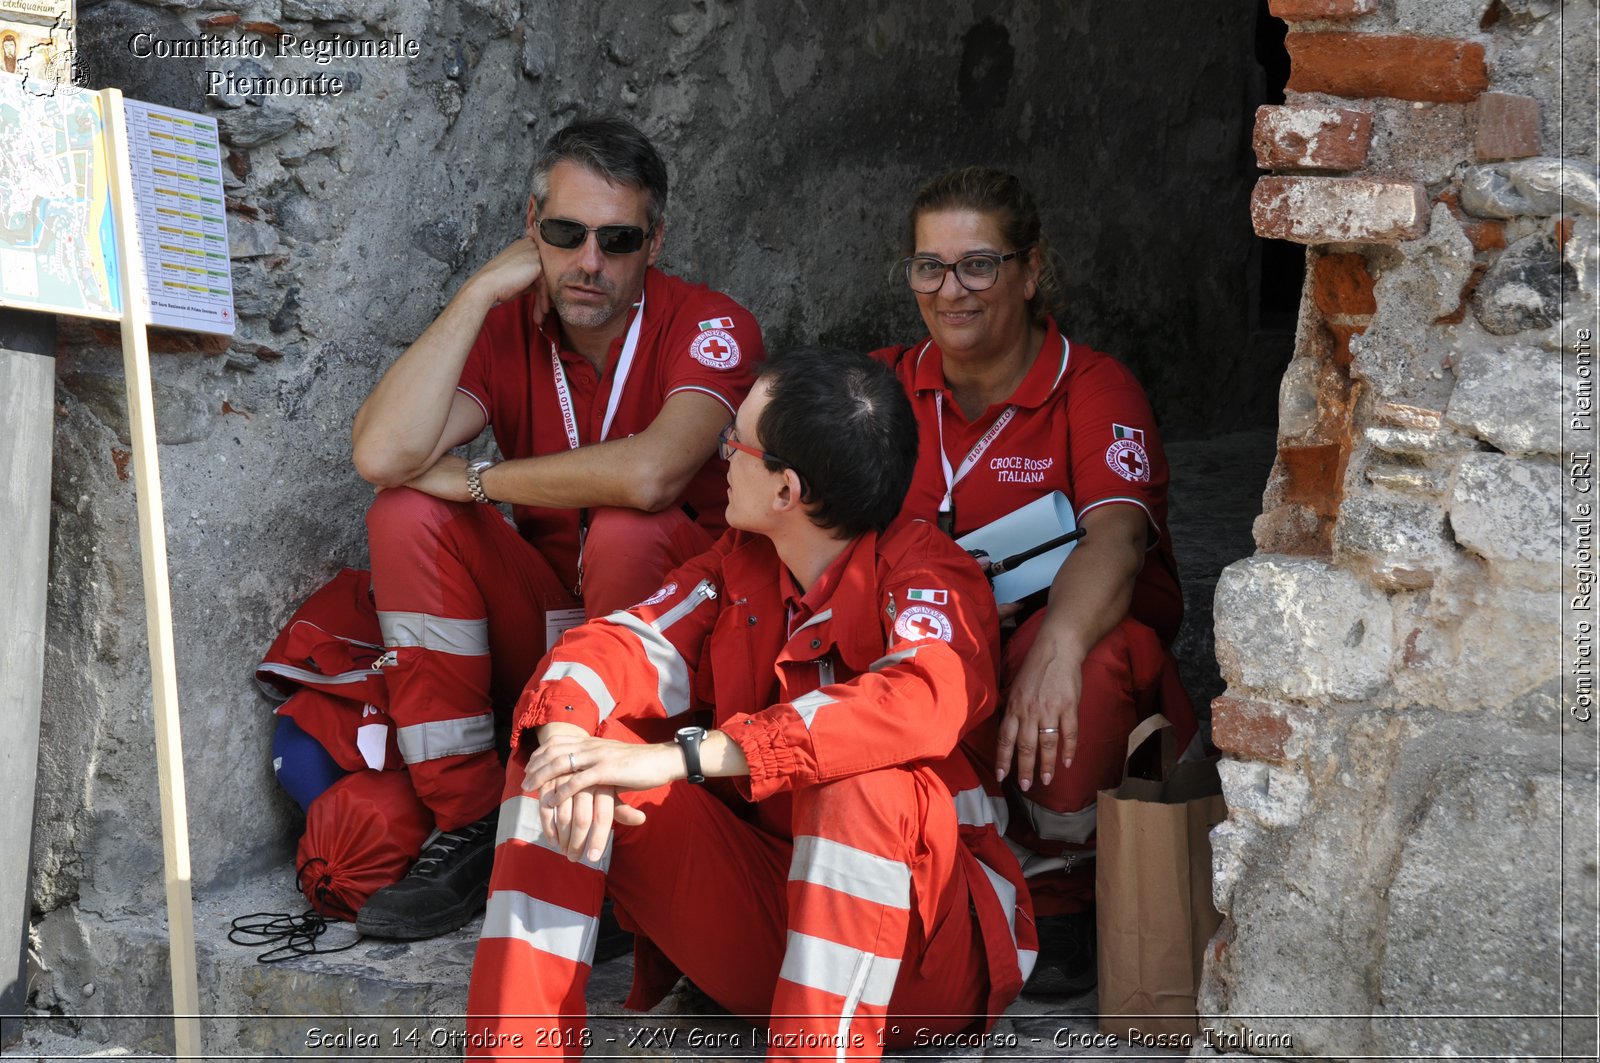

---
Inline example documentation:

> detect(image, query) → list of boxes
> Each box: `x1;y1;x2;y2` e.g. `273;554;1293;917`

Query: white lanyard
921;334;1070;515
916;337;1018;516
935;394;1016;515
546;294;646;596
547;293;646;450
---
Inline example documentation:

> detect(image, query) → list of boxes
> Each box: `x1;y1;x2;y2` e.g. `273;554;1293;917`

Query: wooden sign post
1;74;213;1058
99;85;203;1060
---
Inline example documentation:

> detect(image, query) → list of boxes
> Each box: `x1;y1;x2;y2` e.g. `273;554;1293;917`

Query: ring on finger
1039;727;1060;735
568;752;577;772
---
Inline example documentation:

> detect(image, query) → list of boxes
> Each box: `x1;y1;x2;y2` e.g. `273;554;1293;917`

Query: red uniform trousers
466;728;991;1060
364;487;710;829
970;611;1198;915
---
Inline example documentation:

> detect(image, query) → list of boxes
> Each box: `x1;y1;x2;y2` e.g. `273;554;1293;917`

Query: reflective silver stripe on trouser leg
378;610;494;762
479;793;611;965
395;715;495;762
790;836;910;910
787;837;911;1057
377;611;491;655
778;932;902;1059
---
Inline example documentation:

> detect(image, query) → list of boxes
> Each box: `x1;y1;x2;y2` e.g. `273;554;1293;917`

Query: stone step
20;878;1183;1061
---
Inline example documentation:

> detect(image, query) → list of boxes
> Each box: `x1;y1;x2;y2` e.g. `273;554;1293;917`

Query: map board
0;74;120;319
0;79;235;334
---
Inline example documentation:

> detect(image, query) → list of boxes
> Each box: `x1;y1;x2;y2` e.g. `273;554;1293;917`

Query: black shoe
356;811;498;940
1024;910;1097;996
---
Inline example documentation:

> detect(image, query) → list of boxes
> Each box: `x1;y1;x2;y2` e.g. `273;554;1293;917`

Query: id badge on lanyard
547;295;646;595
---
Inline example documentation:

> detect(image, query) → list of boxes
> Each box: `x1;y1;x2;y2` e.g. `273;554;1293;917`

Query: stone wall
1209;0;1596;1056
29;0;1266;1023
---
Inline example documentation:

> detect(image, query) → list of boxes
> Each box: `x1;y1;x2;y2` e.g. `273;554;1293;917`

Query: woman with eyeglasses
874;167;1200;989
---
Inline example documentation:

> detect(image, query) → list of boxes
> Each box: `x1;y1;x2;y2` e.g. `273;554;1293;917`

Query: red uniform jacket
516;520;1038;1017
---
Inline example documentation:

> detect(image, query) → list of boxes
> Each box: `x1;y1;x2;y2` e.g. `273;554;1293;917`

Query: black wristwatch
674;726;707;784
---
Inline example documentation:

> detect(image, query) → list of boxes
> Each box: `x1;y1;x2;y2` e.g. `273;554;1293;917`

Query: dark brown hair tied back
907;166;1064;325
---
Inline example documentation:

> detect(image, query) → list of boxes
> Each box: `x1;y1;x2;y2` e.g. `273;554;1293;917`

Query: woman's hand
995;626;1085;791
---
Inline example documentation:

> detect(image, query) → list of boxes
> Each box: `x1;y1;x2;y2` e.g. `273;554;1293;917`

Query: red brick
1312;252;1377;316
1286;32;1490;103
1326;322;1365;367
1269;0;1376;19
1277;443;1345;511
1253;176;1429;244
198;12;240;28
1254;104;1373;170
111;447;132;483
1475;92;1541;161
1211;697;1294;762
241;20;285;36
1464;218;1507;252
1556;216;1576;249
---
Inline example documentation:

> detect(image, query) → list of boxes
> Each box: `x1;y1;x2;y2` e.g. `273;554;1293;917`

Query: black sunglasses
536;217;655;255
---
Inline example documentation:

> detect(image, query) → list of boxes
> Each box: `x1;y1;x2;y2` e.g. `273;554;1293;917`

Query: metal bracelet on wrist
466;459;497;505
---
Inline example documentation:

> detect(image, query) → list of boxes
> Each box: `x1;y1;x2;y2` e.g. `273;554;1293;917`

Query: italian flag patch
906;588;948;604
698;316;735;330
1112;423;1146;445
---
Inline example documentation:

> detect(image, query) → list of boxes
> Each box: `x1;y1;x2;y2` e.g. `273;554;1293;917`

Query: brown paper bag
1096;714;1226;1040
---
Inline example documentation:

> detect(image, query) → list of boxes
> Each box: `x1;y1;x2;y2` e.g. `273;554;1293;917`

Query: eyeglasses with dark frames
901;249;1026;294
536;217;656;255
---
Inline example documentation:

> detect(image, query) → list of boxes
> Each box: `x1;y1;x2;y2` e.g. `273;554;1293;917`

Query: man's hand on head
464;236;550;323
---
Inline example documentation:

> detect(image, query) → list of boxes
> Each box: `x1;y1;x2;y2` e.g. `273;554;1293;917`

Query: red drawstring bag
296;770;435;921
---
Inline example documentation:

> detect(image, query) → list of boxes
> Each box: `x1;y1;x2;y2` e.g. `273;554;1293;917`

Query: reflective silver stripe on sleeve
790;690;834;731
480;889;598;966
868;646;922;672
1018;793;1097;843
606;612;692;718
778;931;901;1009
377;611;490;656
496;794;613;870
790;836;910;910
972;858;1036;979
538;661;618;723
395;714;495;763
256;663;377;690
953;786;1010;834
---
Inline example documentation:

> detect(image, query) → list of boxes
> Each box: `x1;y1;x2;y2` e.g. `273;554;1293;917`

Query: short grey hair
531;115;668;229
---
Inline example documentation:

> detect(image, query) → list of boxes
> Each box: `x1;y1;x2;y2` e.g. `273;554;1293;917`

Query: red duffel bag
296;769;435;921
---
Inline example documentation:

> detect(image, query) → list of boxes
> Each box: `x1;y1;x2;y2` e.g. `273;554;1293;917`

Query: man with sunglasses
349;115;763;939
465;347;1036;1059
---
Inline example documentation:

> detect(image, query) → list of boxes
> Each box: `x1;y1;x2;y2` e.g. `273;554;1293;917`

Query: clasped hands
521;726;680;864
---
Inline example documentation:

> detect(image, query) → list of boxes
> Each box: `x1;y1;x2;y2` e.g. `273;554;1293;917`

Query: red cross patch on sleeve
1106;436;1152;482
691;329;741;369
894;605;953;643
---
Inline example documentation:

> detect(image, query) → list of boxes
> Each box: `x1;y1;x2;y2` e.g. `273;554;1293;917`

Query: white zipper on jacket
650;578;718;633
